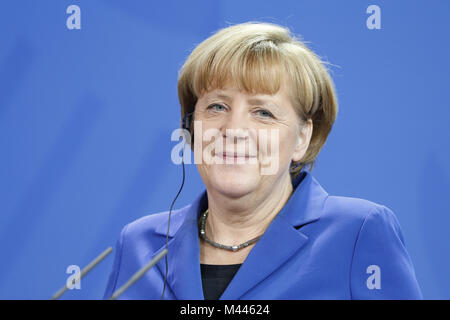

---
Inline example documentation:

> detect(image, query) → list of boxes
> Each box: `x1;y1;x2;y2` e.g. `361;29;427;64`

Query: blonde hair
177;21;338;178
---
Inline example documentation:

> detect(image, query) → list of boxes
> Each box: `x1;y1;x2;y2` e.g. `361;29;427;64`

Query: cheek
254;125;278;151
262;128;297;163
193;121;221;151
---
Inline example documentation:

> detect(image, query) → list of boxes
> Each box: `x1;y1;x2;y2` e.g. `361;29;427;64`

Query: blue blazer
103;171;422;299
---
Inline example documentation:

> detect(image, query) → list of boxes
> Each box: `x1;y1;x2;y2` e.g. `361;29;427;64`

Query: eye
206;103;227;112
254;108;275;119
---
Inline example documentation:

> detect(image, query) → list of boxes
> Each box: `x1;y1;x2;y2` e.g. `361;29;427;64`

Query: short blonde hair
177;21;338;178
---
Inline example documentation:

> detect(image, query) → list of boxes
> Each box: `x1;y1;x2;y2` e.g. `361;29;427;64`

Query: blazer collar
278;170;329;227
150;170;329;299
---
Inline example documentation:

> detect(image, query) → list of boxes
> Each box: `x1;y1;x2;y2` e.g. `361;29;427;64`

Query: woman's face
193;81;312;198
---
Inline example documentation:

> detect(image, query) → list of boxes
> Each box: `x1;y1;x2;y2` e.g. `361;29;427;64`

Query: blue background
0;0;449;299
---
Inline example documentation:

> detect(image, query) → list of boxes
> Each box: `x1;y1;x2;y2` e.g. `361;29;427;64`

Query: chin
208;164;260;198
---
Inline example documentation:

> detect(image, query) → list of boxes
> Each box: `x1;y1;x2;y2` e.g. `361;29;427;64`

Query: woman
103;22;422;300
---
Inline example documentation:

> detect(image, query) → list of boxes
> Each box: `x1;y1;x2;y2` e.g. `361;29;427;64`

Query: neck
203;171;294;245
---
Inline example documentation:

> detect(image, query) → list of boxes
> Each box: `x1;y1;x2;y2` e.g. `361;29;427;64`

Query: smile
215;152;257;161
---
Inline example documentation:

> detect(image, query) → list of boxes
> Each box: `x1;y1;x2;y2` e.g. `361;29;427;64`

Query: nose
221;103;250;143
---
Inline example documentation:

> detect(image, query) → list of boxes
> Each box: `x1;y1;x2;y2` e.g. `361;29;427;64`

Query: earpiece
181;112;194;146
181;112;193;131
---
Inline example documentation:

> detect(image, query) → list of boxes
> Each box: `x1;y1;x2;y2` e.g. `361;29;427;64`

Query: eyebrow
207;92;281;111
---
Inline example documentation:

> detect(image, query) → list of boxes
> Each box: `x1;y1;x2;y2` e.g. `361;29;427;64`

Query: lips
216;152;257;160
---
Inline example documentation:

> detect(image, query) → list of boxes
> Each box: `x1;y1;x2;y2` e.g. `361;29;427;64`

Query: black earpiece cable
161;122;189;299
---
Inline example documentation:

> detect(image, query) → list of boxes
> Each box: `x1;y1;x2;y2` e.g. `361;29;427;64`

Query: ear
291;118;313;162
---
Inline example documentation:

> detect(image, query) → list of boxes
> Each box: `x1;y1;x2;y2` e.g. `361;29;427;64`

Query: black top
200;263;242;300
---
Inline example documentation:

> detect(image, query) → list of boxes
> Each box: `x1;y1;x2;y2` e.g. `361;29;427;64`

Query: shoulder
303;172;397;228
125;211;170;235
316;195;406;248
120;204;192;242
312;193;409;256
102;206;190;299
323;195;398;229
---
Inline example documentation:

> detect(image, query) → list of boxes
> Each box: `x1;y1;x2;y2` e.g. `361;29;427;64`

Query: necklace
199;209;263;252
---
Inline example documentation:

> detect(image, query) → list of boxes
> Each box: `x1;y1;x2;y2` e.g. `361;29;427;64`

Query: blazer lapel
220;171;329;299
151;192;208;300
219;213;309;299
